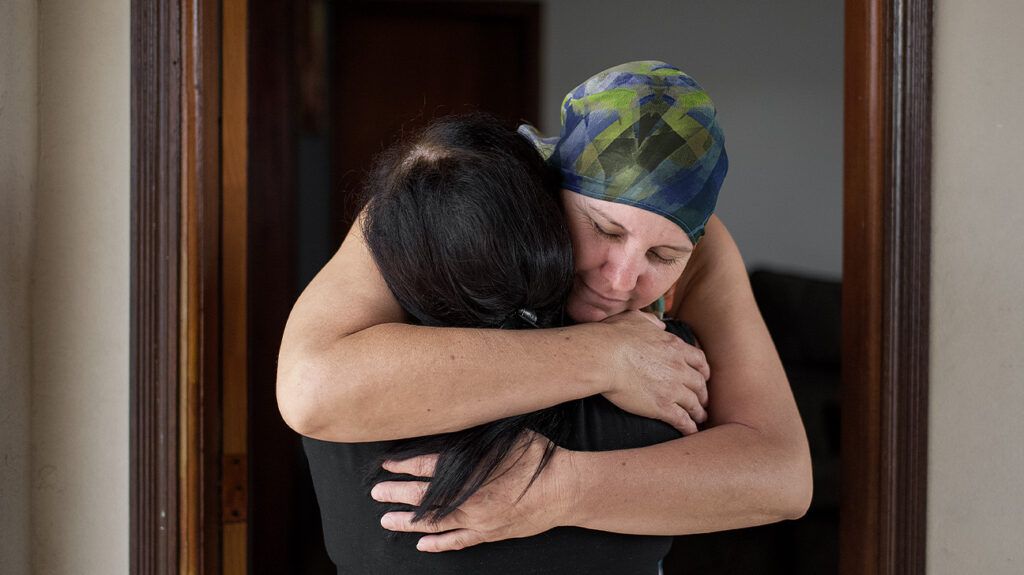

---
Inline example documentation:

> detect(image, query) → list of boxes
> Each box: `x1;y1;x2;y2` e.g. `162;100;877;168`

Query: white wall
541;0;844;278
22;0;130;573
928;0;1024;572
1;1;38;573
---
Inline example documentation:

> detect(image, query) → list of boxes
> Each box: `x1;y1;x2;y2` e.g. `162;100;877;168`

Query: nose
602;247;642;294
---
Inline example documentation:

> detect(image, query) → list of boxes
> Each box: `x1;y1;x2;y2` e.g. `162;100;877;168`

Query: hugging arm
276;213;709;442
564;215;813;533
373;216;813;549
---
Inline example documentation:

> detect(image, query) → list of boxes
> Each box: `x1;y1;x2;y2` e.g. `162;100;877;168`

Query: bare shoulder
669;216;792;429
673;215;749;311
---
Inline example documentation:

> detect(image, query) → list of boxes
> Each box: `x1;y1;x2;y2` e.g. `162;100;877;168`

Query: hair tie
500;308;539;329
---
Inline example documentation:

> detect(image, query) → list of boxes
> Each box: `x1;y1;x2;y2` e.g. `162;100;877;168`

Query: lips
579;279;629;306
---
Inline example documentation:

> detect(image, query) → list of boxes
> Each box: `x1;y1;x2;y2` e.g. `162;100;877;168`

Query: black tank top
302;321;696;574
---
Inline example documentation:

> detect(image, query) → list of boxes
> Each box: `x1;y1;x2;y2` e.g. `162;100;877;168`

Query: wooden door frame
130;0;223;573
841;0;932;572
129;0;933;573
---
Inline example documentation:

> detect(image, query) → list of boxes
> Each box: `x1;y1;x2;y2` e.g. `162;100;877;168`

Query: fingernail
380;514;393;528
416;539;427;551
370;485;383;500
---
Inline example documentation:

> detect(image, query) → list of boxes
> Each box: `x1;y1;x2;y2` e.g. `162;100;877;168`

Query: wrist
548;446;585;528
571;322;622;395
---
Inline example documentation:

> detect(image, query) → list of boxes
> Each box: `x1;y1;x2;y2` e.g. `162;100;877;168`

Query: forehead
562;190;692;249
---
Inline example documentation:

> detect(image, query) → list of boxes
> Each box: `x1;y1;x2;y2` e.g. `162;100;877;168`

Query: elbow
780;467;813;521
777;438;814;520
743;424;813;522
276;353;363;441
276;364;325;438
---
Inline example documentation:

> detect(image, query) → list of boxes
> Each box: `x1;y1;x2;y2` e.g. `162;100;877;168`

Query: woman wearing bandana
282;62;812;572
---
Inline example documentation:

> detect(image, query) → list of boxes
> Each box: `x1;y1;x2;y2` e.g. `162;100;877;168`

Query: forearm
278;321;611;442
560;422;813;535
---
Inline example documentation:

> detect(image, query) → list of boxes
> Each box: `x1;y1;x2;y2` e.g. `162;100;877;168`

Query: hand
596;310;710;435
370;433;578;552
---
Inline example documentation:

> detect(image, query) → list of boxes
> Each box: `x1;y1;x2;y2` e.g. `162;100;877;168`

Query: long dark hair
360;113;573;522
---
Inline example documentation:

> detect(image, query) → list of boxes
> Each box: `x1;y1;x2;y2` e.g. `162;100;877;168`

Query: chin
566;299;613;323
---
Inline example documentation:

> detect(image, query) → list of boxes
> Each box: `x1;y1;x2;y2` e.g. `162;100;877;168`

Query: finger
675;390;707;425
665;404;698;436
676;345;709;405
695;376;709;408
678;374;708;421
692;348;711;382
383;454;439;478
417;529;487;553
639;311;666;329
379;511;454;534
370;481;429;506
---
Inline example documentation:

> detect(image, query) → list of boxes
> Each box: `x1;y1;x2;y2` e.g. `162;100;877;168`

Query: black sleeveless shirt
302;321;696;574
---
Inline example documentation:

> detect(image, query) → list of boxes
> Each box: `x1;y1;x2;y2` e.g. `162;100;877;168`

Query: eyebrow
588;205;692;253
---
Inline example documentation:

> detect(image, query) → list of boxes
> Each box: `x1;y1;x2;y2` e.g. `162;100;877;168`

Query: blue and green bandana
519;61;728;244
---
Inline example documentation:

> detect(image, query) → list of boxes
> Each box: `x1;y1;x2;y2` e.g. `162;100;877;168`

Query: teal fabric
520;61;728;244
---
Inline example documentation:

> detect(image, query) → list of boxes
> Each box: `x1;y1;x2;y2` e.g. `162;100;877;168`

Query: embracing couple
277;61;812;574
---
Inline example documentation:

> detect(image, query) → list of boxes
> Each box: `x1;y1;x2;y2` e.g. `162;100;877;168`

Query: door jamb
129;1;933;572
840;0;932;572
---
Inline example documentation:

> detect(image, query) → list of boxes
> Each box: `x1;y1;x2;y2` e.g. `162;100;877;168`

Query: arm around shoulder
275;216;407;438
276;217;618;442
675;215;813;517
556;216;813;535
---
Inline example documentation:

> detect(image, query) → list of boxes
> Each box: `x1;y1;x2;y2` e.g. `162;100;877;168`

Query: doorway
251;2;843;572
129;0;932;573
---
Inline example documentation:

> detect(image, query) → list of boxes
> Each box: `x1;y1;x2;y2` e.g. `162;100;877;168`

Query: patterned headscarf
519;61;728;244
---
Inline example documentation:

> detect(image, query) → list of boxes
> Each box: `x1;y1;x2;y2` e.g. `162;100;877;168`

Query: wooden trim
180;0;223;573
130;0;223;573
841;0;931;573
134;0;932;571
221;0;249;571
130;0;182;572
841;0;887;569
880;0;932;571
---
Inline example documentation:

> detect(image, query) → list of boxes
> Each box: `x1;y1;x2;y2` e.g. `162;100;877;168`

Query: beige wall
1;0;38;573
3;0;1023;572
929;0;1024;572
14;0;130;573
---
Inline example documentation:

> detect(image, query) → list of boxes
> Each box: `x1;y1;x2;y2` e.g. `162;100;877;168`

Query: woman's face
562;190;694;323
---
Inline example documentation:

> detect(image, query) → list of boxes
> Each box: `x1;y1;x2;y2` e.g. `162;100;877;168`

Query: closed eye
590;219;621;239
648;251;681;265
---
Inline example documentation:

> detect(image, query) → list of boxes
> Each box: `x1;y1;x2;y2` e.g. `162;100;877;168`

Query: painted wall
928;0;1024;571
4;0;1023;572
0;1;38;573
542;0;845;278
30;0;130;572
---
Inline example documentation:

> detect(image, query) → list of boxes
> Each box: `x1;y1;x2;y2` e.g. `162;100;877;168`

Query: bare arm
276;214;707;441
562;215;813;532
373;215;812;548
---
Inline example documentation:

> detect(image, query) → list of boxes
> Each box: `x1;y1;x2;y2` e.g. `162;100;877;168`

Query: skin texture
277;198;710;439
276;195;812;551
560;190;696;323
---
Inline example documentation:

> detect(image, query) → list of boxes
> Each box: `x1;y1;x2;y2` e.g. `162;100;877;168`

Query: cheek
636;265;686;303
569;236;604;273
